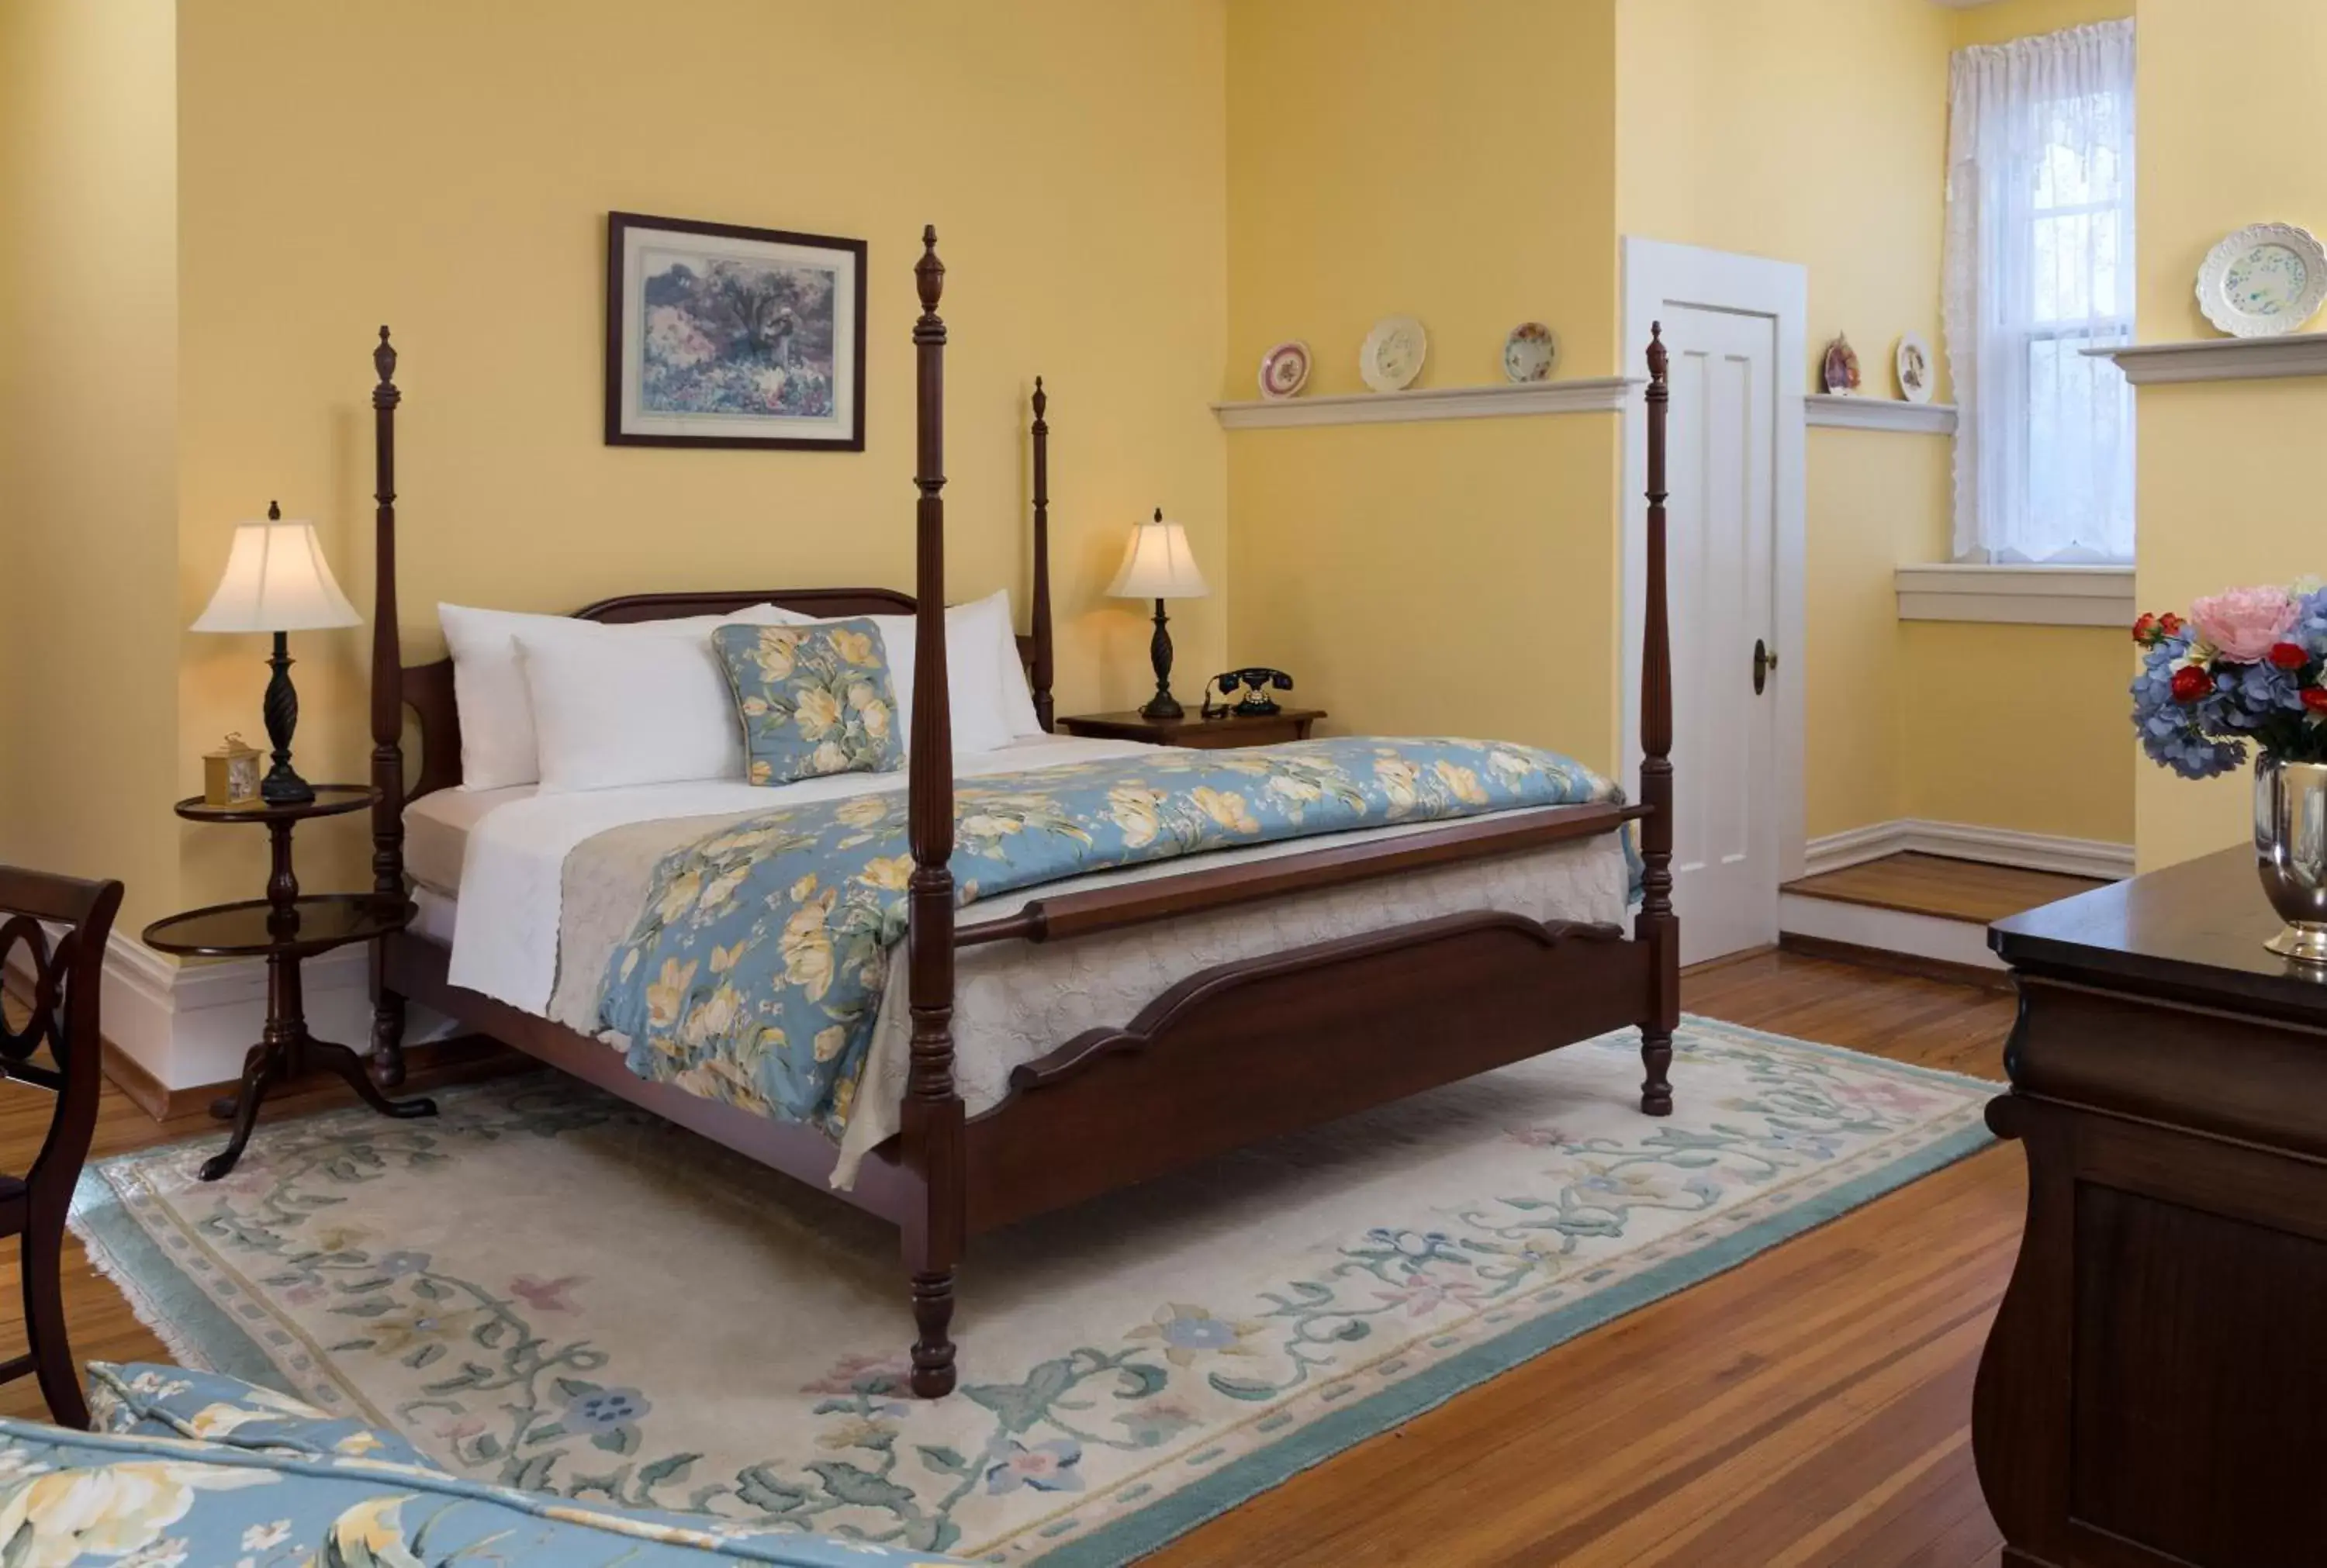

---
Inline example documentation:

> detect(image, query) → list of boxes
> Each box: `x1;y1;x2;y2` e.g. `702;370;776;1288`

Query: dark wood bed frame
365;228;1678;1399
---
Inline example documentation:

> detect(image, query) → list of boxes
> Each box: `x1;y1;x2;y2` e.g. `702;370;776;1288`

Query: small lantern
203;733;263;807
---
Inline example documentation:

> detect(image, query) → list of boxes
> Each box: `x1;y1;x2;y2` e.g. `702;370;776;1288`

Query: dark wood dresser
1978;847;2327;1568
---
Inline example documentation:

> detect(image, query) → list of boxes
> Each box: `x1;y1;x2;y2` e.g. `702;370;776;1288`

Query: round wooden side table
144;786;436;1182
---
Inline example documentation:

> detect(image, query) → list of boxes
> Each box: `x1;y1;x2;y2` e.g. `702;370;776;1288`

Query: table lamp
191;502;363;805
1107;507;1208;720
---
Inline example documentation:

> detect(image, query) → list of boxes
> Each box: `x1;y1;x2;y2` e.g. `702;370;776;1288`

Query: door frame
1620;235;1809;887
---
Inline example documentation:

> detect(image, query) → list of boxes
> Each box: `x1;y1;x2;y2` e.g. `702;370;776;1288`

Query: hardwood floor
1151;952;2021;1567
0;952;2020;1565
1782;851;2104;925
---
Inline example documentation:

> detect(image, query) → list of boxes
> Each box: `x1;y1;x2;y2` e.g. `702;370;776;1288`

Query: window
1942;21;2136;563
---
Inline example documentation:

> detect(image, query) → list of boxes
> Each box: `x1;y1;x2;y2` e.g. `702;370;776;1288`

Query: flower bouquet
2132;583;2327;777
2132;582;2327;961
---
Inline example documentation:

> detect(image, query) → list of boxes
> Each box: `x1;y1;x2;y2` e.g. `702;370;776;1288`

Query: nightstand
145;786;437;1181
1057;707;1326;750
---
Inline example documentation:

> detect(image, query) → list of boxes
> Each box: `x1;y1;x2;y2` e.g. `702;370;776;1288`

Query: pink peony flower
2190;585;2300;663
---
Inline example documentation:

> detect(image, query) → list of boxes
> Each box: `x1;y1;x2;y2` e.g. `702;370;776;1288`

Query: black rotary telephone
1203;667;1295;718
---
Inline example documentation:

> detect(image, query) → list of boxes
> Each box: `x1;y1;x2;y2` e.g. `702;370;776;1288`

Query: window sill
1896;563;2135;627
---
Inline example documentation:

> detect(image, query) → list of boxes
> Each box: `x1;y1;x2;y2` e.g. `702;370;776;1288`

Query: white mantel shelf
1804;393;1958;434
1212;378;1639;430
2084;333;2327;385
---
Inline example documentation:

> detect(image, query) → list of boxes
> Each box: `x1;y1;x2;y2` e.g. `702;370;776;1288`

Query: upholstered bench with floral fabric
0;1362;966;1566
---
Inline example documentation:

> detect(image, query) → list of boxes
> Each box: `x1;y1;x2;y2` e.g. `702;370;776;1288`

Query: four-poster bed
364;226;1679;1400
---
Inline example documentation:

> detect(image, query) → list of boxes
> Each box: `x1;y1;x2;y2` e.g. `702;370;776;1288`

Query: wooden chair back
0;866;124;1427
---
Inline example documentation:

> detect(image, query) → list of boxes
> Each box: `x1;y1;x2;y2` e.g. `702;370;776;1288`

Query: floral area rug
71;1016;1994;1565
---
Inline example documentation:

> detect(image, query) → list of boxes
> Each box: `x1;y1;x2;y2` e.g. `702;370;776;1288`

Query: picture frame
604;211;869;451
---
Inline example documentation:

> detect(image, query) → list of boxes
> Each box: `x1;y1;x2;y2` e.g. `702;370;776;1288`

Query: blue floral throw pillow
713;620;903;786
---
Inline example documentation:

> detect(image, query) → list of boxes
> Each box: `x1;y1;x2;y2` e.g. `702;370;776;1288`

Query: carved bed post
368;326;410;1088
1029;376;1055;731
1635;324;1678;1116
904;228;966;1399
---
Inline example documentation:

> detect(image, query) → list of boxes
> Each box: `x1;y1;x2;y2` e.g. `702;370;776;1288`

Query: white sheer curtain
1943;21;2136;563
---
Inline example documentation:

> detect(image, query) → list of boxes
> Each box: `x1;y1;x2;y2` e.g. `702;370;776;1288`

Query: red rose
2171;666;2211;703
2306;687;2327;713
2272;641;2311;670
2132;613;2156;644
2159;613;2185;637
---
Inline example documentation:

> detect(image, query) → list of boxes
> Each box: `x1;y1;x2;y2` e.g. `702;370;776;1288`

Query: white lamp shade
191;520;362;634
1105;512;1208;601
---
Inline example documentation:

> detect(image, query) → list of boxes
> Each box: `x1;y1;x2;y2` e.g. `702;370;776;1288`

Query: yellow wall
1617;0;1953;402
1803;429;1948;838
0;0;182;931
1223;0;1625;768
172;0;1231;903
2132;0;2327;868
1949;0;2132;49
1900;622;2136;842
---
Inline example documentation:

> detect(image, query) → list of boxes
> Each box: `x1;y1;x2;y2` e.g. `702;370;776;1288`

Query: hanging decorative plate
1894;332;1935;403
1502;322;1558;383
1360;316;1429;393
1820;333;1862;395
1257;340;1312;400
2196;223;2327;338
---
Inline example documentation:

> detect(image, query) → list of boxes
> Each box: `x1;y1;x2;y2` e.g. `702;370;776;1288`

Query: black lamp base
260;768;316;807
1140;597;1184;721
259;631;315;806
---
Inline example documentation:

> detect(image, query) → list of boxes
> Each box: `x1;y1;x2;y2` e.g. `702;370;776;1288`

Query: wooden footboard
961;914;1641;1231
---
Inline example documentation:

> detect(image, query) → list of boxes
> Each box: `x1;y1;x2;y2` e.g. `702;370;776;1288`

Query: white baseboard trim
1778;892;2007;972
7;931;450;1093
1801;818;2133;882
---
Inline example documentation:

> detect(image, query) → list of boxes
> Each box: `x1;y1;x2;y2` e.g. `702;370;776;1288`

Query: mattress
405;784;535;895
412;737;1633;1187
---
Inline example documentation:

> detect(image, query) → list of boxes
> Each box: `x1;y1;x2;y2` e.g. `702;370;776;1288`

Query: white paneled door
1623;240;1806;967
1661;306;1779;961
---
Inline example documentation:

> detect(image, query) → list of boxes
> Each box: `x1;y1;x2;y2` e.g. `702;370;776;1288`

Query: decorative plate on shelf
1502;322;1558;383
2196;223;2327;338
1257;340;1312;400
1894;332;1935;403
1359;316;1429;393
1820;333;1862;395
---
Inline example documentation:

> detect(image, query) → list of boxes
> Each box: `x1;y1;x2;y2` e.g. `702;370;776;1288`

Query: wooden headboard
394;586;1047;804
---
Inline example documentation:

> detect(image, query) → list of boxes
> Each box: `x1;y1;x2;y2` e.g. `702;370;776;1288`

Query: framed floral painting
604;211;868;450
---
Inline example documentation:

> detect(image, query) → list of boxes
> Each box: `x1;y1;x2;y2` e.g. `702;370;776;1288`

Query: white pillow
970;589;1046;739
439;602;805;789
852;594;1025;756
517;628;749;793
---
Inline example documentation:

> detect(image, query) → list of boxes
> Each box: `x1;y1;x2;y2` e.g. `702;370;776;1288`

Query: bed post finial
1634;321;1677;1117
1029;375;1055;732
368;326;410;1087
904;225;965;1400
915;224;945;312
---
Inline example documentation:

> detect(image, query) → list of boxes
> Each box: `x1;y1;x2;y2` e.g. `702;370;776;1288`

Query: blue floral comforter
36;1362;963;1566
596;737;1620;1133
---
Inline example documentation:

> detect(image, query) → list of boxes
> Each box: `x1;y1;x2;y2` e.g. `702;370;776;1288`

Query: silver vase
2256;753;2327;963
